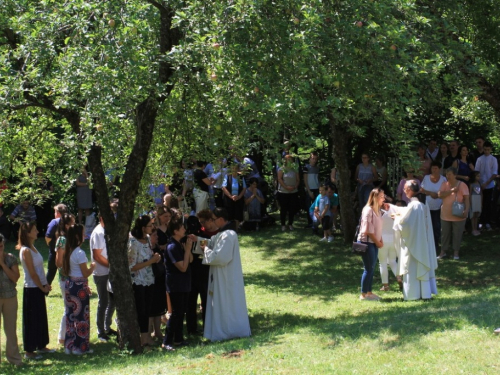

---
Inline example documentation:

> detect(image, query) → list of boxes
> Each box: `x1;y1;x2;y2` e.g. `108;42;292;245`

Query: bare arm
92;249;109;268
0;258;20;283
22;249;51;293
75;178;87;187
55;248;65;268
330;168;337;184
236;187;247;200
79;262;96;278
463;195;470;218
201;177;212;186
130;253;161;272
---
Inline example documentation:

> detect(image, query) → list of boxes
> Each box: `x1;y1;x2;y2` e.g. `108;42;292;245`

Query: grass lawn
2;217;500;374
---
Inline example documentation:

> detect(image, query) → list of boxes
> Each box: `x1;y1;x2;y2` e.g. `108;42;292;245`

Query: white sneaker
327;236;334;242
319;237;327;242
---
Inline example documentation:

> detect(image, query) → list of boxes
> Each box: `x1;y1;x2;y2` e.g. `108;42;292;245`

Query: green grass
2;218;500;374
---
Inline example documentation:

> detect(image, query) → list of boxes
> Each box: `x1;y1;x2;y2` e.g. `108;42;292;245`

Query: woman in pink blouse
357;188;385;301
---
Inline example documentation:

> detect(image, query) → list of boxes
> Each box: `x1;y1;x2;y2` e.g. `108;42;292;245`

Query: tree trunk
329;116;356;243
88;96;159;353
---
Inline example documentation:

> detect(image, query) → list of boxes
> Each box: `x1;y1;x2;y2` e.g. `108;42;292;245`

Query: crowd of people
0;137;498;365
0;193;251;365
355;136;499;302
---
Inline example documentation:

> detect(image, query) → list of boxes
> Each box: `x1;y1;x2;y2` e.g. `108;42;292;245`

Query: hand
451;187;458;193
308;191;314;199
90;262;96;270
152;253;161;263
187;234;198;242
231;195;237;201
43;285;52;293
378;239;384;248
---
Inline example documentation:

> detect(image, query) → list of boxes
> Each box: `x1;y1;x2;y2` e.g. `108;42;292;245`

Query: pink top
440;180;469;221
358;206;383;244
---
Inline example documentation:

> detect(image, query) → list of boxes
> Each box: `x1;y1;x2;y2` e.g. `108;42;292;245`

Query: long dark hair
56;213;75;240
130;215;152;240
62;224;84;277
15;221;37;250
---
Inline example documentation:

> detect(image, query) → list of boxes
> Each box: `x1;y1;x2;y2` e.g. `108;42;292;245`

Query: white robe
394;198;438;300
202;228;251;341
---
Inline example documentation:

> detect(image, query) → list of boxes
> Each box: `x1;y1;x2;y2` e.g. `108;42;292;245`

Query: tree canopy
1;0;499;352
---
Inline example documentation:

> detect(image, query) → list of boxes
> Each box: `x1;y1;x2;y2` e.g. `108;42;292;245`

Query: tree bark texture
329;116;356;243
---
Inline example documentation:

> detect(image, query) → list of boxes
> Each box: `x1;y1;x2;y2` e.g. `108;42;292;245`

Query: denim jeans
361;242;378;293
93;274;115;335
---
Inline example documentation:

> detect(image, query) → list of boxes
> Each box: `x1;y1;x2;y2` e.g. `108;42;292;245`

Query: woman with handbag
438;167;470;260
358;188;385;301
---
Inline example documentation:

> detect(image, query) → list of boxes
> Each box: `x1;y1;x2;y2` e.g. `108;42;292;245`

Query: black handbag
352;215;368;255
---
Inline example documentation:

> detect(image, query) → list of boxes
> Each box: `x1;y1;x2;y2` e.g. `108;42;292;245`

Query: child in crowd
315;184;333;242
469;171;482;236
309;193;321;235
328;184;339;233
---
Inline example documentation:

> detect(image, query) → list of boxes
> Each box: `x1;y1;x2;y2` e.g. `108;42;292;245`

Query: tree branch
144;0;168;14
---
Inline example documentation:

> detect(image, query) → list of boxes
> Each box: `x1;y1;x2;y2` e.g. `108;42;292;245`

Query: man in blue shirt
45;203;67;285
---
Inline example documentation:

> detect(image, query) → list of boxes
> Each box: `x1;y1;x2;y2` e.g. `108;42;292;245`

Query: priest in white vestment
200;207;251;341
393;181;438;300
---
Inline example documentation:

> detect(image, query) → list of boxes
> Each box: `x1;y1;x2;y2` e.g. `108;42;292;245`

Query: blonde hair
365;188;383;215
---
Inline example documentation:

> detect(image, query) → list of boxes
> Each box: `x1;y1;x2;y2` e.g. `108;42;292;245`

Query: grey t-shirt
303;163;320;190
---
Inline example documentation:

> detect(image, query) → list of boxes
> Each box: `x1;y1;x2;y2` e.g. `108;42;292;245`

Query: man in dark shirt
470;136;485;165
45;203;67;285
443;140;460;170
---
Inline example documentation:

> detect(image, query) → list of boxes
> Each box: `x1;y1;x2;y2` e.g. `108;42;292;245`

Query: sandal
380;285;390;291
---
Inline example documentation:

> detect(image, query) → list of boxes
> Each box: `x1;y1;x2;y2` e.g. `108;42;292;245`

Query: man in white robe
200;207;251;341
393;181;438;300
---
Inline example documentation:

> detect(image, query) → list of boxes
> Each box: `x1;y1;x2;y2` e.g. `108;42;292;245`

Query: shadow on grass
241;220;500;301
248;290;500;351
3;221;499;373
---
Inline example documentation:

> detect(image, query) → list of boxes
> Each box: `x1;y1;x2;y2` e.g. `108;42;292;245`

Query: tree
0;0;184;352
175;0;460;240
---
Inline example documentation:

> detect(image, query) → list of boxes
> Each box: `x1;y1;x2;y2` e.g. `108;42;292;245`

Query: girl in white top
378;204;403;291
62;224;95;355
54;213;76;345
17;221;53;359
